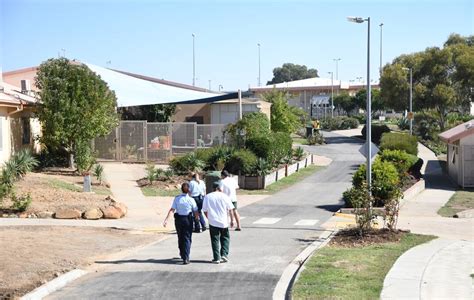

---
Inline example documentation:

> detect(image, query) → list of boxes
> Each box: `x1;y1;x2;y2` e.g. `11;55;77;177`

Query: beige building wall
172;103;211;123
3;67;38;92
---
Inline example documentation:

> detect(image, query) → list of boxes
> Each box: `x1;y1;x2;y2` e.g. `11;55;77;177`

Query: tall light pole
379;23;383;76
348;16;371;195
328;72;334;118
192;33;196;86
403;67;413;135
208;80;211;91
257;43;261;86
333;58;341;80
218;84;223;92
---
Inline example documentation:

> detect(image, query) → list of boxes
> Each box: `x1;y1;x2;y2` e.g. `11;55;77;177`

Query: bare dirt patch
330;228;409;247
0;226;162;299
1;172;111;215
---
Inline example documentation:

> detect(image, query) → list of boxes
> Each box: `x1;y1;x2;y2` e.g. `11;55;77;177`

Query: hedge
361;124;391;145
380;132;418;156
245;132;292;165
321;116;360;130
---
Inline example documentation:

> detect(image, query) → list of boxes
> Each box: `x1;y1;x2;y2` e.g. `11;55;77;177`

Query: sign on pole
407;112;414;120
359;142;379;160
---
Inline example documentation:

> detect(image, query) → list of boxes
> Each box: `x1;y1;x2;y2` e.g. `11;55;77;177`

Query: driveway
47;131;364;300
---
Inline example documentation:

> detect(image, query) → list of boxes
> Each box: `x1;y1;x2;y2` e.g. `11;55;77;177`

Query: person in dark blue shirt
163;182;199;264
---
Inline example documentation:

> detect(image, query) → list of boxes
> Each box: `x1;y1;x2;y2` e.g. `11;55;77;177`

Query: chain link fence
93;121;227;163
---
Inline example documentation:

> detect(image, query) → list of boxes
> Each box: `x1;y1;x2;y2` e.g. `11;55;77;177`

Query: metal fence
92;121;227;163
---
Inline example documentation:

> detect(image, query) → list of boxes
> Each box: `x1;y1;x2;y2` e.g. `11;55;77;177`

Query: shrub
342;183;376;235
352;159;400;206
253;158;272;176
195;148;213;166
361;124;391;145
397;117;410;130
225;149;258;175
75;140;96;173
93;164;104;184
321;116;360;130
272;132;292;164
170;152;205;175
246;135;272;161
307;132;325;145
207;146;234;170
35;147;69;169
379;149;418;177
245;132;292;166
145;162;157;183
225;112;271;145
380;132;418;156
13;150;39;177
293;147;305;161
163;169;174;180
11;193;32;212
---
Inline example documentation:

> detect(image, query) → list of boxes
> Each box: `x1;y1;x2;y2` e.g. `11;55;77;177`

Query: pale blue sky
1;0;472;90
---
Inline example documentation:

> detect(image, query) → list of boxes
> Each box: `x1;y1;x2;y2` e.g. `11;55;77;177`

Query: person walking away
220;170;241;231
163;183;199;265
202;181;235;264
189;173;207;232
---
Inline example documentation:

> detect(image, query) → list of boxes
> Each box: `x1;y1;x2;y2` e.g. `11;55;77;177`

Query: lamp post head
192;33;195;37
347;16;365;23
379;23;384;27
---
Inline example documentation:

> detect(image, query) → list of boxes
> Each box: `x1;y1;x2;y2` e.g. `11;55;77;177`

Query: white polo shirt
202;191;235;228
221;176;239;203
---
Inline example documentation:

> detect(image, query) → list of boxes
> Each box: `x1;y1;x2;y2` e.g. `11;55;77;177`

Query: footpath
333;127;473;299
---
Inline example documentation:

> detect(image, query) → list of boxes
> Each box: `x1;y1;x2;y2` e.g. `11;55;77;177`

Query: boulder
54;209;82;219
454;209;474;219
112;202;128;217
105;195;117;203
19;212;28;218
83;208;104;220
37;211;54;219
101;206;122;219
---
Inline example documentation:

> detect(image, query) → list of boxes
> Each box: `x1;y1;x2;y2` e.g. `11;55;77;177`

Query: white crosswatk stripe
293;219;319;226
253;218;281;225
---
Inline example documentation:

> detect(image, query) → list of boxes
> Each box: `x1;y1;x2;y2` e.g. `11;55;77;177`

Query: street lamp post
348;16;371;194
333;58;341;80
328;72;334;118
379;23;383;76
208;80;211;91
192;33;196;86
257;43;261;86
218;84;223;92
403;67;413;135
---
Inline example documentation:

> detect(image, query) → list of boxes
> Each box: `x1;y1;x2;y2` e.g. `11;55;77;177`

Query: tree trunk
68;153;74;169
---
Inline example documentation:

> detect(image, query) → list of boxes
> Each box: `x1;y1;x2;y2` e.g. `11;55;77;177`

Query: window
185;116;204;124
22;118;31;145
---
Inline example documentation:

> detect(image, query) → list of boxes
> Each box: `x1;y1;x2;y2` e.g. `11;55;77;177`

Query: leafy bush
361;124;391;145
272;132;293;164
225;149;258;175
307;132;325;145
321;116;360;130
145;162;157;183
169;152;205;175
379;149;418;177
163;169;174;180
246;135;273;161
352;159;400;206
342;183;376;235
225;112;271;145
380;132;418;155
397;117;410;130
195;148;214;166
293;147;305;161
414;112;439;140
207;146;234;170
35;147;69;169
245;132;292;166
253;158;272;176
0;151;38;203
11;193;32;212
93;164;104;184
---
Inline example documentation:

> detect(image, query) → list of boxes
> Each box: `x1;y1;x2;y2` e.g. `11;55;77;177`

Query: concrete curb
20;269;88;300
272;230;336;300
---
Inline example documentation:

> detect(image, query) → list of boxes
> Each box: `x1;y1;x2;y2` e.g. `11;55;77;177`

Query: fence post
194;122;198;150
116;125;121;161
143;121;148;161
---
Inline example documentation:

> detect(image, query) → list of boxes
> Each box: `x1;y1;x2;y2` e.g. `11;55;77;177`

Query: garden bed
0;171;126;220
292;229;435;299
137;175;188;197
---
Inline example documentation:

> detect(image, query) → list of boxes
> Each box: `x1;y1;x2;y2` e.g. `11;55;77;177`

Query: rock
105;182;111;188
454;209;474;218
9;214;18;218
105;195;117;203
83;208;104;220
175;184;181;189
37;211;54;219
19;213;28;218
101;206;122;219
54;209;82;219
28;214;37;218
112;202;128;217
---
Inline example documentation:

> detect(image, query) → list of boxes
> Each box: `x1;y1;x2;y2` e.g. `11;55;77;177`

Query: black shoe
183;259;190;265
202;227;207;232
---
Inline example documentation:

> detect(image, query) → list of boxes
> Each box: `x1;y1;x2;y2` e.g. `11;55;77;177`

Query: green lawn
46;178;112;195
292;137;309;145
141;186;181;197
292;233;435;300
238;165;322;195
438;189;474;217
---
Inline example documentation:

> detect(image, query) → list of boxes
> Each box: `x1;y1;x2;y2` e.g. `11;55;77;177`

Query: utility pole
379;23;383;76
192;33;196;86
257;43;261;86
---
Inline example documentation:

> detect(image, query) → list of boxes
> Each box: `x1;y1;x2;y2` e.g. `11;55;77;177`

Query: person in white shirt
220;170;241;231
188;173;207;232
202;181;235;264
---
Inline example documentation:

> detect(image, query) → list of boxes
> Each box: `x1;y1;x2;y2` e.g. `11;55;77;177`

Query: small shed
439;120;474;187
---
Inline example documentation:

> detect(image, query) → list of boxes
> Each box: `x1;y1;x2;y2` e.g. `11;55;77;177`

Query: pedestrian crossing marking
253;218;281;225
293;219;319;226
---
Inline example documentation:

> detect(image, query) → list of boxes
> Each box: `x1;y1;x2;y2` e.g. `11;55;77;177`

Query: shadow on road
324;135;364;145
315;204;343;212
95;258;212;265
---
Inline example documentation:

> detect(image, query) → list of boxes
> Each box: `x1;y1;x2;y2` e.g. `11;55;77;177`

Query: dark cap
221;170;230;177
213;181;222;189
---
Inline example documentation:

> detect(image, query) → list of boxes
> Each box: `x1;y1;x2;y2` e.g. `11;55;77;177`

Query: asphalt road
47;132;364;300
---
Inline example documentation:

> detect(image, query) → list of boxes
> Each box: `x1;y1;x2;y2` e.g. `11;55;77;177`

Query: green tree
119;104;176;122
263;90;303;134
353;89;384;115
267;63;318;85
333;92;356;114
380;34;474;130
35;58;119;168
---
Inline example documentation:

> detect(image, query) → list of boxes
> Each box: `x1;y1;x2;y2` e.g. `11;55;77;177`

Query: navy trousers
174;213;193;261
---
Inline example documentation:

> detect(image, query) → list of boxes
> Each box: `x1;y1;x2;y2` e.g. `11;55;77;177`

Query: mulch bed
137;175;189;190
330;228;410;247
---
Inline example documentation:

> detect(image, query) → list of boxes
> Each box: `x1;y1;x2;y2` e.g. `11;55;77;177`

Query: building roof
0;81;36;106
250;77;379;92
439;119;474;144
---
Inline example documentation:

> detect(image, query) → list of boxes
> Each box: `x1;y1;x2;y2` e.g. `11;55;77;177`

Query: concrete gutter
273;230;335;300
21;269;88;300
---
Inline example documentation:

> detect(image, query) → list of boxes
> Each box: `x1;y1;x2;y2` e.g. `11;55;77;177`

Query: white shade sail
85;63;222;107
